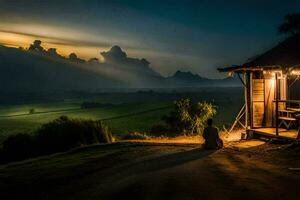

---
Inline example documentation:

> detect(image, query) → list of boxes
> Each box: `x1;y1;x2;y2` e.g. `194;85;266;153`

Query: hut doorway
251;78;265;128
251;73;286;128
264;78;275;127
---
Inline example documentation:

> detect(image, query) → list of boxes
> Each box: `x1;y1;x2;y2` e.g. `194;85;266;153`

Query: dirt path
1;141;300;200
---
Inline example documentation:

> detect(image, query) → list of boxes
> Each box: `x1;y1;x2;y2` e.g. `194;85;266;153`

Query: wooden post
244;72;248;130
275;72;279;136
250;72;253;129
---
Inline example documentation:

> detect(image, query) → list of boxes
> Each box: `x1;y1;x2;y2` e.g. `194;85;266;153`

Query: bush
122;132;150;140
36;116;113;154
0;116;113;163
162;98;217;135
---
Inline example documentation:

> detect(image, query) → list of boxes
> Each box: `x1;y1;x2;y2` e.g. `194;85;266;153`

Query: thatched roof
218;34;300;72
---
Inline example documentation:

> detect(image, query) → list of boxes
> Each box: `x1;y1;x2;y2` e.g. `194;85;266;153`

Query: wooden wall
250;74;287;128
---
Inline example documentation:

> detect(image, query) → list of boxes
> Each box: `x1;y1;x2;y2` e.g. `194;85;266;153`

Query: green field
0;88;243;143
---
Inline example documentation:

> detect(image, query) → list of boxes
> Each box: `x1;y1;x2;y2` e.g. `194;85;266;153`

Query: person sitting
202;118;223;149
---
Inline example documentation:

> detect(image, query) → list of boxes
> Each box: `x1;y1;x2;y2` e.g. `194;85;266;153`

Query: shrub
36;116;113;155
0;116;113;163
162;98;217;135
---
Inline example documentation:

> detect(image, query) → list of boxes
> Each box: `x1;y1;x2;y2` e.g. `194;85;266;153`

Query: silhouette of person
202;118;223;149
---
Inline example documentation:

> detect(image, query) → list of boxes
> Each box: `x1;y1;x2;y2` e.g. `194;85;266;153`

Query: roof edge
218;65;300;73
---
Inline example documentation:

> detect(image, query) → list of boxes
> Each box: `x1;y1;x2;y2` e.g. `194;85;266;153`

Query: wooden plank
252;79;264;101
278;110;296;113
287;107;300;112
253;102;264;127
278;116;296;121
248;128;298;139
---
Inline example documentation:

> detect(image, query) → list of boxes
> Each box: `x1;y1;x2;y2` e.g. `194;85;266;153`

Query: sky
0;0;300;78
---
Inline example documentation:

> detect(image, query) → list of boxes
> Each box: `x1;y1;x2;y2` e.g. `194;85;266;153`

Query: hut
218;34;300;139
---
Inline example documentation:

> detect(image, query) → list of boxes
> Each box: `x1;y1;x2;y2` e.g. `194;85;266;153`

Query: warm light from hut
263;70;278;79
291;70;300;75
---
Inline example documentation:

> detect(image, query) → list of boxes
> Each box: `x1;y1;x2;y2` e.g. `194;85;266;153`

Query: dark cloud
100;45;159;77
27;40;64;59
101;46;127;63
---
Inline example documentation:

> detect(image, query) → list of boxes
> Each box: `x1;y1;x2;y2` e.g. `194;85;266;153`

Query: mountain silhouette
166;70;239;87
0;45;240;93
167;70;208;82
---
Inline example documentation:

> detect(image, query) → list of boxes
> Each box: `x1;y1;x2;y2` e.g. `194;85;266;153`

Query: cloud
101;45;127;63
100;45;160;77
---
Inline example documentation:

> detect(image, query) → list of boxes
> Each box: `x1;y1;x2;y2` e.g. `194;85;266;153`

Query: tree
190;101;217;134
28;40;45;53
163;98;192;134
162;98;217;135
69;53;78;61
278;13;300;35
46;48;60;57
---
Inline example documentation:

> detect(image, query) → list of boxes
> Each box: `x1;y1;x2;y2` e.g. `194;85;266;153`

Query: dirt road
1;141;300;200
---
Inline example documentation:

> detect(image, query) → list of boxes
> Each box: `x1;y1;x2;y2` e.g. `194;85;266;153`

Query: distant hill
165;70;240;87
166;70;208;82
